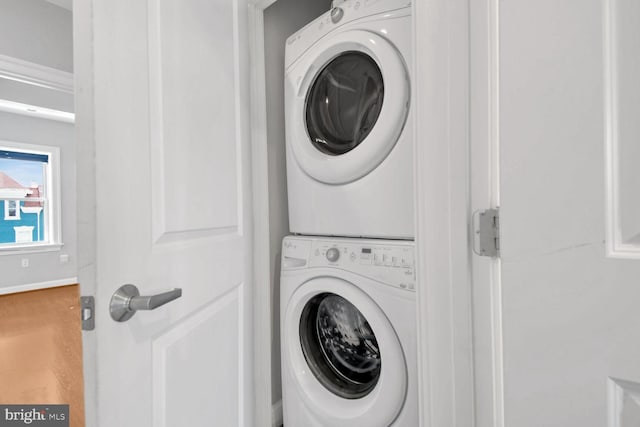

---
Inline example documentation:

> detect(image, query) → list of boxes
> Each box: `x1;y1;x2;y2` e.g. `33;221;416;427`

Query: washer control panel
326;247;341;262
282;236;415;292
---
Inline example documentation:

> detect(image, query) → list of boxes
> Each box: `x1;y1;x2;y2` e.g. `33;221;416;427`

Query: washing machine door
284;277;407;426
287;29;410;184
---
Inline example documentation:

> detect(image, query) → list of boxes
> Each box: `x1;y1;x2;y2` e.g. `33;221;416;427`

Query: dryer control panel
282;236;415;292
284;0;412;70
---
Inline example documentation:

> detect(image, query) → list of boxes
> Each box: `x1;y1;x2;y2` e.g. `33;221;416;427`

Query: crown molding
0;54;73;93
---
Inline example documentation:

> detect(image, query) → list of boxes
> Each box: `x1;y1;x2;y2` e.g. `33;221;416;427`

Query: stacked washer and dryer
279;0;416;426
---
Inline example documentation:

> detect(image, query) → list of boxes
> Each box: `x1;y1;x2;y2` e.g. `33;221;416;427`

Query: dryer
280;235;417;426
285;0;413;239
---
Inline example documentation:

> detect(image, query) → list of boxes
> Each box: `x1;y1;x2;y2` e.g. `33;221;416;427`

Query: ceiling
44;0;72;11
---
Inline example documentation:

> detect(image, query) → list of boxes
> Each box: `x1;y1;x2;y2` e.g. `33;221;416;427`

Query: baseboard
0;277;78;295
272;400;283;427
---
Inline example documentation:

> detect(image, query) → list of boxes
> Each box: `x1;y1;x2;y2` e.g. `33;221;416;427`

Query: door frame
412;0;476;426
467;0;504;426
73;0;98;426
246;0;277;425
248;0;477;426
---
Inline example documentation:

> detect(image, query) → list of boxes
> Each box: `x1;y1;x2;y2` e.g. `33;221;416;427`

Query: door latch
81;296;95;331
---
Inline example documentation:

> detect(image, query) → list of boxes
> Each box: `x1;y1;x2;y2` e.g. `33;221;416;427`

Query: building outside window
0;143;61;249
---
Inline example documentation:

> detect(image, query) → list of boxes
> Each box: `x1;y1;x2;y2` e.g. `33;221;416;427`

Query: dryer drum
299;292;381;399
305;51;384;156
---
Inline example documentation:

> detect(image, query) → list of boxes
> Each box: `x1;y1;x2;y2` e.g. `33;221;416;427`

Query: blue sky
0;159;43;187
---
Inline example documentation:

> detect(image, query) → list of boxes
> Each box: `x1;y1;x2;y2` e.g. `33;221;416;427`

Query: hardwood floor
0;284;85;426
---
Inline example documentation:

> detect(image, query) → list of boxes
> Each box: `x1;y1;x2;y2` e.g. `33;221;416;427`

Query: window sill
0;243;64;255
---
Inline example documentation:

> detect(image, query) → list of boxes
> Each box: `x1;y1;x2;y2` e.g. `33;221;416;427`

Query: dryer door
284;277;407;426
287;29;410;184
305;51;384;157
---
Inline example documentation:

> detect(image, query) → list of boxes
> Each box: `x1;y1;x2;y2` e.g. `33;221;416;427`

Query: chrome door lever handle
129;288;182;311
110;284;182;322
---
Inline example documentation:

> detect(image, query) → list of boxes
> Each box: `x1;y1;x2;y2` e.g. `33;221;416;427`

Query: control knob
326;247;340;262
330;7;344;23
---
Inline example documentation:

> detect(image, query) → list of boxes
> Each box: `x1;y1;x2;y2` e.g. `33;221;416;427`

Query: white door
473;0;640;426
86;0;253;425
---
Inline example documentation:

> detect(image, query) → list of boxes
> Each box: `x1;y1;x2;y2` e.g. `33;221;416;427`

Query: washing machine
280;235;417;426
285;0;413;240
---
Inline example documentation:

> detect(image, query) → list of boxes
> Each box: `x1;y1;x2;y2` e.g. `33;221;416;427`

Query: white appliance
280;235;417;426
284;0;414;239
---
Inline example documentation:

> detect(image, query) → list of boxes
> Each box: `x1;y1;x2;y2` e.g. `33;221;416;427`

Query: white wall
263;0;332;407
0;0;76;289
0;0;74;113
0;0;73;72
0;111;76;288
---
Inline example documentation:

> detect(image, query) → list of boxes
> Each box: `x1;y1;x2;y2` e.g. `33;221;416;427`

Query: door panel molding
152;286;241;427
152;226;240;246
608;377;640;427
604;0;640;259
148;0;240;244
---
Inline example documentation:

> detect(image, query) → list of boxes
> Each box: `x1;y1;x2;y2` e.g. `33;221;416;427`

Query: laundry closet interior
261;0;333;412
255;0;418;425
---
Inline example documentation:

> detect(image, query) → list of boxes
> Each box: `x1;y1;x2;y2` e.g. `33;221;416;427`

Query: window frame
0;140;62;254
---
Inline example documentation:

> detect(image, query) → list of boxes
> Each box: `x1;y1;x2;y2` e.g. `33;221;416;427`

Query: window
0;143;61;250
4;200;20;220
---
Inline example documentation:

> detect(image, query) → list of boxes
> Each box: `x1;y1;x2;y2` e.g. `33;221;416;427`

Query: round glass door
299;292;381;399
305;51;384;156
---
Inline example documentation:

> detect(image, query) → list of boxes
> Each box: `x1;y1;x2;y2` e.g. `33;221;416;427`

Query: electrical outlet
21;258;29;268
59;254;69;264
